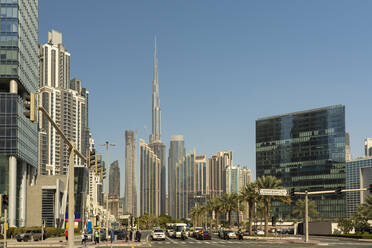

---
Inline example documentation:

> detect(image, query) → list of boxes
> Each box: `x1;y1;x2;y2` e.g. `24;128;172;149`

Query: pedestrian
137;229;141;242
95;229;99;244
124;228;128;242
110;229;114;243
129;229;133;241
135;230;139;242
81;231;86;245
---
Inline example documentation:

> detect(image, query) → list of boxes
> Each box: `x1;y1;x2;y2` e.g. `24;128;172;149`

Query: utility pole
100;141;115;241
4;209;7;248
37;106;87;248
304;191;309;243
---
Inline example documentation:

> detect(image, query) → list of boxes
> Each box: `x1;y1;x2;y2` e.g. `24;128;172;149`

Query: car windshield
26;230;33;233
154;229;163;233
175;226;185;232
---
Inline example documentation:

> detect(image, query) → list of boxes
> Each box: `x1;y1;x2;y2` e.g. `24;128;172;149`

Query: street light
100;141;115;240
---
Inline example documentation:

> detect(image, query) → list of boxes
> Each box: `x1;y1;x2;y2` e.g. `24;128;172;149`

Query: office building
226;166;240;193
256;105;346;219
346;157;372;217
0;0;39;227
109;160;120;199
238;167;252;190
364;138;372;157
38;30;89;175
176;152;208;219
140;139;161;216
125;130;137;216
208;151;233;198
168;135;185;218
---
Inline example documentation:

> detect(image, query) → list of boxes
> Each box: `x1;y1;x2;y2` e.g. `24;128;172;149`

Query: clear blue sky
40;0;372;193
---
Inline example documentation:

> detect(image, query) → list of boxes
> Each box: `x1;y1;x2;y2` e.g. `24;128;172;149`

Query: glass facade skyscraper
256;105;346;219
0;0;38;227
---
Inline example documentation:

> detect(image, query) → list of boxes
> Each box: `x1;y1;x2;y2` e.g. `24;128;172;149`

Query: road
3;232;372;247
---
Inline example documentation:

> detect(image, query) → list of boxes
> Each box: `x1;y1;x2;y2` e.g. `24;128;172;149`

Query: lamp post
100;141;115;240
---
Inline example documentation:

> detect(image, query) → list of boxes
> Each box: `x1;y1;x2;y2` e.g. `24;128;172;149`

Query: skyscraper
0;0;39;227
208;151;233;198
140;139;161;216
256;105;346;219
168;135;185;217
125;130;137;216
364;138;372;157
148;38;166;214
38;30;89;175
109;160;120;199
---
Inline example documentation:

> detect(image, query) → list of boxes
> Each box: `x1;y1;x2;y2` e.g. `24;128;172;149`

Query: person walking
110;229;114;243
129;229;133;241
95;229;99;244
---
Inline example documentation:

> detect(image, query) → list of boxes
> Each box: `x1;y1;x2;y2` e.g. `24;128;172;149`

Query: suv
16;230;43;242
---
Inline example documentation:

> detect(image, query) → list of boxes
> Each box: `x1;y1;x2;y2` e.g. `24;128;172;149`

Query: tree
337;218;353;234
292;199;319;220
211;196;223;227
240;182;259;235
158;214;172;229
220;193;239;226
256;176;289;237
137;213;158;230
189;204;204;227
203;199;215;229
357;196;372;219
353;213;371;233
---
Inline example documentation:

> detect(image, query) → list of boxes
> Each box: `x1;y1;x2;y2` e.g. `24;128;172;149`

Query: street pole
68;146;75;248
101;141;115;241
304;191;309;243
4;209;7;248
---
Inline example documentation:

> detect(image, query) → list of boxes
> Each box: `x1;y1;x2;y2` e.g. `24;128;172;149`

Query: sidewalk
2;237;149;247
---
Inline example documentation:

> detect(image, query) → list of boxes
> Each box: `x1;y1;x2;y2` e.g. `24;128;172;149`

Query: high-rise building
208;151;233;198
168;135;185;217
256;105;346;219
346;157;372;217
148;38;166;214
140;139;161;216
364;138;372;157
238;167;252;190
345;133;352;161
124;130;137;216
0;0;39;227
176;152;208;219
226;166;240;193
109;160;120;199
38;30;89;175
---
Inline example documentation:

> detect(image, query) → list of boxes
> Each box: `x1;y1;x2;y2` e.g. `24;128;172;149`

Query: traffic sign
259;189;288;196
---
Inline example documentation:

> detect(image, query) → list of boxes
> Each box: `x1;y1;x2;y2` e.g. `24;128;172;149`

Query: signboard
259;189;288;196
119;215;130;219
65;212;81;221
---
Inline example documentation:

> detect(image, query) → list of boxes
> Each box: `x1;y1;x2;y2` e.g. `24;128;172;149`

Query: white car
151;229;166;241
227;230;236;239
256;230;265;235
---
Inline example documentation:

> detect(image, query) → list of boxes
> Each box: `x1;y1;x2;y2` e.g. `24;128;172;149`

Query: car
16;230;43;242
192;227;203;238
196;230;211;240
226;230;236;239
256;229;265;235
175;224;187;239
112;230;126;240
150;228;166;241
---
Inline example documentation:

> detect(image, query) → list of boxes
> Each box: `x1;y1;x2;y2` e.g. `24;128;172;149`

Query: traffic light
24;92;36;122
89;150;95;168
2;194;8;208
96;215;99;222
336;187;343;195
369;184;372;193
290;188;295;198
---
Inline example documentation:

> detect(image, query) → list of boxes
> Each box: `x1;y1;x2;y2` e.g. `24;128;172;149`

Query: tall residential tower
125;130;137;216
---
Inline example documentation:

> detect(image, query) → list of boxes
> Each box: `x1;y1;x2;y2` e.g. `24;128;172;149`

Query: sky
39;0;372;196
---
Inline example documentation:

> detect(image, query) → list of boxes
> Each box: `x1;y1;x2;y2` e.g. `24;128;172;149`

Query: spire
151;36;161;143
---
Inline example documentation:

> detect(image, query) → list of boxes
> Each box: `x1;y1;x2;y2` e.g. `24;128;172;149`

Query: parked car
16;230;43;242
113;230;126;240
226;230;236;239
196;230;211;240
150;228;166;241
256;229;265;235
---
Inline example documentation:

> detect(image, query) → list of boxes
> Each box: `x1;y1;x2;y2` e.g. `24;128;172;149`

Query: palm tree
240;182;259;235
220;193;239;226
357;196;372;218
256;176;290;236
203;199;215;229
292;199;318;221
189;204;204;227
211;195;223;227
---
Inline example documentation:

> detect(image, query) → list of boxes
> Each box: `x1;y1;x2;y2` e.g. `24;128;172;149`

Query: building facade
168;135;185;218
38;30;89;175
0;0;39;227
346;157;372;217
364;138;372;157
208;151;232;198
140;139;161;216
124;130;137;216
238;167;252;190
256;105;346;219
109;160;120;199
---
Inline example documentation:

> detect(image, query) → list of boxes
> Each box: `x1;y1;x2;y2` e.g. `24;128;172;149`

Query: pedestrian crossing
157;240;255;245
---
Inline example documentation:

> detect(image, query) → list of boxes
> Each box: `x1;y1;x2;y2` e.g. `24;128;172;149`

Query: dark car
16;230;43;242
113;230;126;240
196;230;211;240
